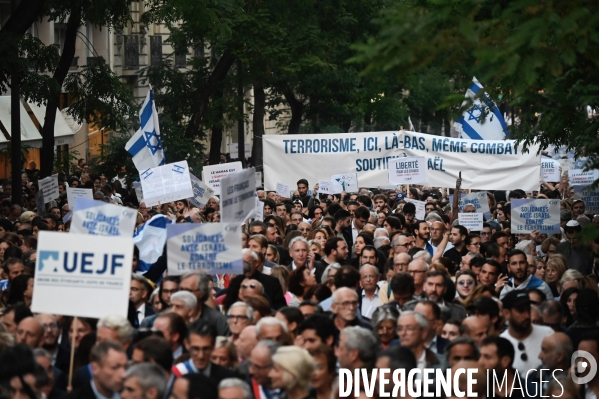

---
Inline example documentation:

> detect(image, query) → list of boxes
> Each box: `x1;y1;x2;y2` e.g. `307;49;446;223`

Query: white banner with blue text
511;198;560;234
70;198;137;237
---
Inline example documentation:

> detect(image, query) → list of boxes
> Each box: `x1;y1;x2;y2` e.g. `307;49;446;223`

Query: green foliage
352;0;599;167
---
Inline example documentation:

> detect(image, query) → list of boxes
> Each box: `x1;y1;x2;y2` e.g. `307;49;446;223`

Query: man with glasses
406;259;428;300
331;287;371;336
248;340;280;399
391;234;414;255
34;314;61;363
226;302;254;341
396;311;443;377
500;290;553;375
480;223;492;243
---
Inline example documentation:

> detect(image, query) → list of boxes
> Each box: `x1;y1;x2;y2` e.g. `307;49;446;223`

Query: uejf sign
31;231;133;319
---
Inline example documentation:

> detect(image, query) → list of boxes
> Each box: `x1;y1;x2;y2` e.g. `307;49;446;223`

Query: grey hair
515;240;535;254
341;326;378;363
370;307;399;329
170;291;198;310
321;263;341;284
332;287;359;304
255;339;281;356
463;204;477;211
425;213;442;223
373;236;390;249
400;310;428;330
412;250;431;264
359;264;380;277
126;363;168;398
179;270;210;302
97;315;134;345
369;212;378;224
228;302;254;323
149;287;160;304
210;196;220;204
408;259;429;272
131;273;151;289
242;248;259;262
245;280;265;295
33;348;52;360
218;378;252;399
255;316;288;338
374;228;389;238
288;236;309;251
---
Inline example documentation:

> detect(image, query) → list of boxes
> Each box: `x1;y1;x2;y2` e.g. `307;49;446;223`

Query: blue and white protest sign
511;199;560;234
458;213;484;231
541;157;561;182
38;174;59;203
331;173;358;193
67;187;93;209
221;168;256;223
166;223;243;275
132;182;143;203
189;173;214;207
201;161;243;196
574;185;599;213
388;157;426;185
125;87;166;172
140;161;193;206
263;131;541;191
31;231;132;319
453;76;509;141
450;192;490;215
568;169;599;186
70;198;137;237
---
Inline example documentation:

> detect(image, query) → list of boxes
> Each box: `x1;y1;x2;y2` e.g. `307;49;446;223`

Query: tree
352;0;599;171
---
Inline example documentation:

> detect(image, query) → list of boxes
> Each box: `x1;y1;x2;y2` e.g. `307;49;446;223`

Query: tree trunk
284;89;303;134
184;51;236;140
40;8;81;178
0;0;47;37
208;88;224;165
252;82;265;170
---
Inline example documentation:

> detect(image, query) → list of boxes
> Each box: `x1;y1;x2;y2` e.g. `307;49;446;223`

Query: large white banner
263;131;541;190
70;198;137;237
166;223;243;275
220;168;256;223
511;199;560;234
31;231;132;319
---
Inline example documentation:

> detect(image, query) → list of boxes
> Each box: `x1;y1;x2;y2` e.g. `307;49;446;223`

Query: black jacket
227;271;287;310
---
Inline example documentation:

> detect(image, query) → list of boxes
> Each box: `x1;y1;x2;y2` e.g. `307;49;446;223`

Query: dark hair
297;314;337;344
452;225;468;237
355;206;371;220
418;300;441;321
277;307;305;332
288;267;310;297
324;237;345;256
527;288;547;303
6;274;33;305
308;345;336;374
133;336;173;373
491;231;507;243
333;266;361;290
390;272;415;295
303;284;332;302
184;373;218;399
377;345;417;371
297;179;309;187
159;276;179;309
90;340;125;364
357;195;372;208
481;336;514;369
0;303;33;325
156;312;187;346
507;249;527;262
482;259;502;272
424;270;447;286
187;320;216;344
384;216;402;230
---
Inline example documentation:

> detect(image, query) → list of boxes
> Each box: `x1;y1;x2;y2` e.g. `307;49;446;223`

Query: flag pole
67;316;78;391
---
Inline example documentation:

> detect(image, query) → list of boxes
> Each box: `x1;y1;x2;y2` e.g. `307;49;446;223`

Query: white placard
404;198;426;220
201;162;243;196
263;131;541;191
276;182;291;199
70;198;137;237
458;213;484;231
221;168;256;223
38;175;59;203
388;157;427;185
255;198;264;221
511;198;560;234
229;142;251;158
318;180;336;194
31;231;132;319
568;169;599;186
166;223;243;275
189;173;215;207
67;187;93;208
541;157;561;182
331;173;358;193
574;186;599;212
140;161;194;206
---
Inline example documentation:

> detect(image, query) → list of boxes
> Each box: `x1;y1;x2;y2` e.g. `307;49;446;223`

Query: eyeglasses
408;270;426;275
458;280;475;286
469;242;481;246
337;301;358;308
241;284;257;289
517;342;528;361
397;326;420;333
42;323;58;331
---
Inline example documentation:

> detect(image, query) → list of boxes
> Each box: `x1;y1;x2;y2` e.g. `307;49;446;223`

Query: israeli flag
125;87;166;172
454;77;509;140
133;214;173;273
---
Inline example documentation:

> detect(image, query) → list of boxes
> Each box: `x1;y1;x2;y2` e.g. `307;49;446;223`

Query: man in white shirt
358;264;380;319
500;290;553;375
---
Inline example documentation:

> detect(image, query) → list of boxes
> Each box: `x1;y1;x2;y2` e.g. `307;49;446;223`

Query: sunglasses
518;342;528;361
241;284;257;289
458;280;475;286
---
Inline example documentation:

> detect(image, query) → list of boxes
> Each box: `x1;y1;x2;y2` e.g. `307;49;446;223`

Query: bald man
538;332;572;390
16;317;44;348
460;316;488;347
234;326;257;378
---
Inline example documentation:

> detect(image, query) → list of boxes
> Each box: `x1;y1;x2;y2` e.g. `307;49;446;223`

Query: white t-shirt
500;324;554;375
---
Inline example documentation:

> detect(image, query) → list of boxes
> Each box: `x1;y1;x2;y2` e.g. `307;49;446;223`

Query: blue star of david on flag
125;86;167;171
454;77;509;141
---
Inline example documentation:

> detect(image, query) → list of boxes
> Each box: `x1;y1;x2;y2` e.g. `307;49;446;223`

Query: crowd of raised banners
1;130;599;399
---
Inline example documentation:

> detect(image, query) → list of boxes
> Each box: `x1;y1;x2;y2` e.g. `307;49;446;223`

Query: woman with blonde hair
269;346;316;399
546;255;567;297
210;336;238;369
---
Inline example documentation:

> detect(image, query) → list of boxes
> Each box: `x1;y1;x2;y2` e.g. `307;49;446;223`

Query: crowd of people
1;163;599;399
